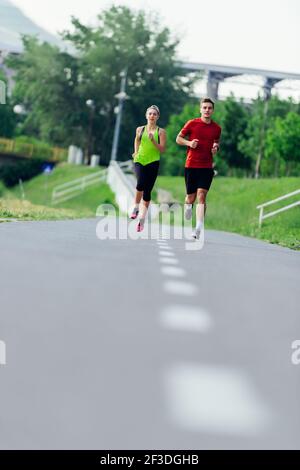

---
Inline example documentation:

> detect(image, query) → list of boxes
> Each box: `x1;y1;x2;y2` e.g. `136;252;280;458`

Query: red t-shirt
180;118;222;168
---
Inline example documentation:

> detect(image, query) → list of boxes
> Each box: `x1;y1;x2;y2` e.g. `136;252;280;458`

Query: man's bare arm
211;139;220;155
176;133;199;149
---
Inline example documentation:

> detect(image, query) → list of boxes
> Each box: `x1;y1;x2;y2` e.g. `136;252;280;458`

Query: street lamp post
13;104;27;135
86;99;95;164
13;104;26;116
110;69;128;162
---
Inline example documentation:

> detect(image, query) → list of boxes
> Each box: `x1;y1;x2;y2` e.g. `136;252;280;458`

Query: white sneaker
184;204;193;220
192;228;201;240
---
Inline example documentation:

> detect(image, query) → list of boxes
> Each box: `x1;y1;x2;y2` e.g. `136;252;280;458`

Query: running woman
130;105;166;232
176;97;221;239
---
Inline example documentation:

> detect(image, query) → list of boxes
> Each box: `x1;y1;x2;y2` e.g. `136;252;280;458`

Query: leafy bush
0;159;46;187
14;136;53;159
0;180;5;196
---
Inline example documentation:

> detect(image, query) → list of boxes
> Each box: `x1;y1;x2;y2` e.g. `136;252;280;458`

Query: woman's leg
134;191;143;206
131;163;145;218
138;161;159;226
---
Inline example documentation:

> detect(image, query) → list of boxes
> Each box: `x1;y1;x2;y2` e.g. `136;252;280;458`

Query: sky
11;0;300;99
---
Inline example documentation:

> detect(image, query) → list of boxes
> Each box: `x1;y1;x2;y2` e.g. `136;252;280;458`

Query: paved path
0;218;299;449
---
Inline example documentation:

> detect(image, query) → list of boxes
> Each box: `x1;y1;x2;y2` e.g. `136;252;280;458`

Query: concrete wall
107;161;135;215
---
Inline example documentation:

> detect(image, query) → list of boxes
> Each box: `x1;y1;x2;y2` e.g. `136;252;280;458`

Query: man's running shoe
192;228;201;240
130;207;139;219
184;204;193;220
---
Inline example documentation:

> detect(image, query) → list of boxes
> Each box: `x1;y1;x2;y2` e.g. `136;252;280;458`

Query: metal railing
51;160;132;205
52;168;108;205
118;160;134;173
0;137;67;162
257;189;300;227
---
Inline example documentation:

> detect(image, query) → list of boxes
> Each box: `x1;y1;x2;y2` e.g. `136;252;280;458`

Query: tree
7;6;199;164
160;102;198;176
7;37;85;147
238;96;298;177
0;71;16;138
63;6;199;163
264;112;300;176
213;96;250;173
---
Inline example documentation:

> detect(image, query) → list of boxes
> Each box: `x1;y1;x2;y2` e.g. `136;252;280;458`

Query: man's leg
184;168;197;220
185;193;197;204
196;188;208;228
184;193;196;220
193;188;208;238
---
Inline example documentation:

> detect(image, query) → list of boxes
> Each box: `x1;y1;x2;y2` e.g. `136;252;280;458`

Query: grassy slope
2;163;299;249
156;176;300;249
4;162;117;218
0;198;78;221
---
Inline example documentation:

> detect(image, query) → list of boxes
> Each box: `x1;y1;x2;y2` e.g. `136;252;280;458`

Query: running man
130;105;166;232
176;97;221;239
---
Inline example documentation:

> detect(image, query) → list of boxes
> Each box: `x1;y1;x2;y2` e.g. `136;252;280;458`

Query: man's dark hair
200;97;215;109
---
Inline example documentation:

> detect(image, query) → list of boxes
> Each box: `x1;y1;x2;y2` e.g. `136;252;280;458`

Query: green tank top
134;127;160;166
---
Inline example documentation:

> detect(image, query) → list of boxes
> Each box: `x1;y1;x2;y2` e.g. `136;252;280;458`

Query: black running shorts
134;160;160;202
184;167;214;194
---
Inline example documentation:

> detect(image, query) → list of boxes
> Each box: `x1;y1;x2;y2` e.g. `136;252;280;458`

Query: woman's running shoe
130;207;139;219
137;220;145;232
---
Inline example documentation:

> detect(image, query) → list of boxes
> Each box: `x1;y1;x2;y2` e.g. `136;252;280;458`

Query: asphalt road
0;217;299;450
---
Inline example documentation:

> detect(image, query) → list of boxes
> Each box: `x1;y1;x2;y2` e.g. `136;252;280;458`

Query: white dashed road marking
159;251;175;257
160;305;212;333
163;280;198;296
159;258;179;265
160;266;186;278
164;364;271;435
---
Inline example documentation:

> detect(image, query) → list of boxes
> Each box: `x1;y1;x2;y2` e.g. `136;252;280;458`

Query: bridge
180;62;300;100
1;46;300;102
0;0;300;103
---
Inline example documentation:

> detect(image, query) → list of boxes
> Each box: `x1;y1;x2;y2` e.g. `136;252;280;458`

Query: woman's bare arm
132;127;142;158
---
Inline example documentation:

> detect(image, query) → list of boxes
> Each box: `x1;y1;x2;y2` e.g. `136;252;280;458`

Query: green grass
3;162;117;218
156;176;300;250
2;164;299;250
0;198;80;221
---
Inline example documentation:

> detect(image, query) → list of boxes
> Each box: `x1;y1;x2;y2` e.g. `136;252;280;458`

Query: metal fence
52;168;108;205
257;189;300;227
